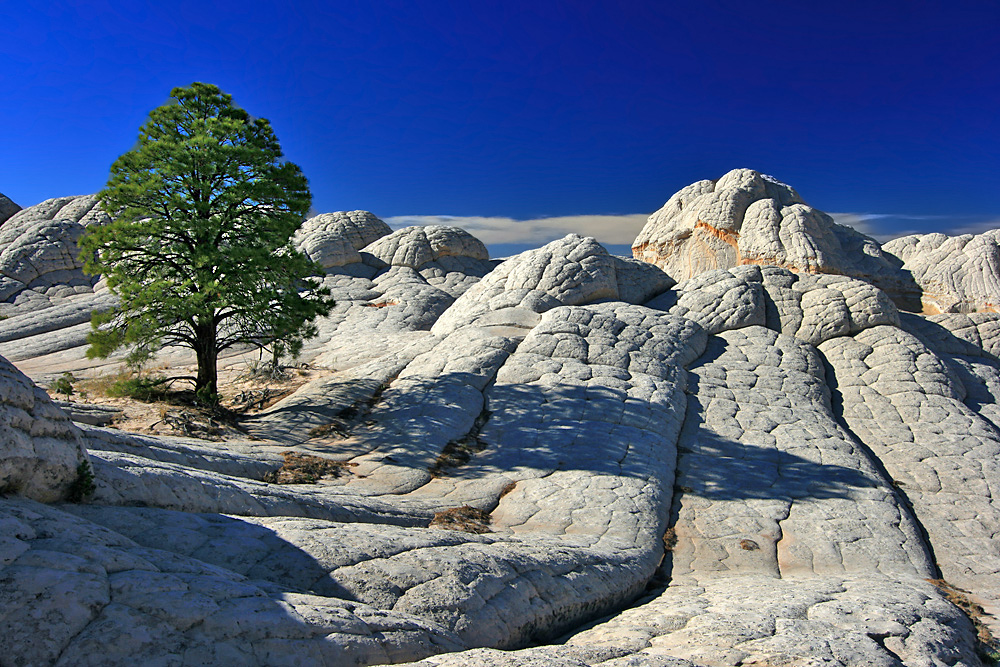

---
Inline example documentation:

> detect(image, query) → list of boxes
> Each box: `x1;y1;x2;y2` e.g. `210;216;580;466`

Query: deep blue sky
3;0;1000;240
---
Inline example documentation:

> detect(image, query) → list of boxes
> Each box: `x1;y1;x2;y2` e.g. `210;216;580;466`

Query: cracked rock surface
884;230;1000;313
2;191;999;665
631;169;904;294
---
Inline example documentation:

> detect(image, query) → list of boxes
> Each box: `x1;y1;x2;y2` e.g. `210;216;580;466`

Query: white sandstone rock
293;210;392;269
632;169;904;294
0;355;89;502
363;225;489;269
885;229;1000;313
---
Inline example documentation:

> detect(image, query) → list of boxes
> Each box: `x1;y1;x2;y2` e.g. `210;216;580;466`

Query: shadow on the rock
63;503;361;601
675;424;881;502
899;311;1000;363
12;497;464;665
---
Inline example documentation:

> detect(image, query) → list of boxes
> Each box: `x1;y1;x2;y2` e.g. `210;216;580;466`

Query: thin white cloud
828;212;882;238
829;212;1000;244
383;214;650;247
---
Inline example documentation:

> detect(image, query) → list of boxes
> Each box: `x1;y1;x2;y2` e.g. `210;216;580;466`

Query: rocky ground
1;169;998;665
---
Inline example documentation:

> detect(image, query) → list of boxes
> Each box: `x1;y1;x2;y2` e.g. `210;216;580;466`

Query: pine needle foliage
80;82;333;401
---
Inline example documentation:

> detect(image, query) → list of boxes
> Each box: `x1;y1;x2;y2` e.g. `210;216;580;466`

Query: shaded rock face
0;193;20;224
884;230;1000;314
0;355;88;502
3;198;1000;665
633;169;906;295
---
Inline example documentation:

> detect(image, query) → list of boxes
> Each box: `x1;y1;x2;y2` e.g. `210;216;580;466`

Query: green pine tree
79;82;333;402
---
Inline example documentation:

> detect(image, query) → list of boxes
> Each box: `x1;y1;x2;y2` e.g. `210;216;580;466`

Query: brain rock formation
1;183;999;666
884;230;1000;314
632;169;909;298
293;210;394;270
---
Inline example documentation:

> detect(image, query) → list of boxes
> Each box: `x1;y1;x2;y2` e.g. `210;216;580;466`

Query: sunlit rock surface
0;194;116;362
293;210;393;270
632;169;911;300
1;190;998;665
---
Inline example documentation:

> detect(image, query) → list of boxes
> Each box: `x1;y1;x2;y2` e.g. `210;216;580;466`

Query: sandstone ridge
0;187;998;665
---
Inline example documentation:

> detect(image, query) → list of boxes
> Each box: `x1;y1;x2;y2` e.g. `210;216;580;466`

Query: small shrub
66;460;96;503
739;539;760;551
927;578;998;661
195;384;220;407
429;505;492;533
263;451;357;484
105;374;169;402
50;372;76;397
663;527;678;551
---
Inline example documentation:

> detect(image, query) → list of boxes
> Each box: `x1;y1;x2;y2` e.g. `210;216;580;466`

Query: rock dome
632;168;905;290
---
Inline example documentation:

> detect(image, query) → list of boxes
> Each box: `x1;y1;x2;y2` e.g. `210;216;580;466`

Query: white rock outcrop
1;190;999;666
0;356;89;502
632;169;906;294
293;210;392;269
884;230;1000;313
0;195;108;307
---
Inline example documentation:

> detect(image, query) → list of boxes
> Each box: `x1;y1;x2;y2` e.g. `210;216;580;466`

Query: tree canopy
80;82;333;401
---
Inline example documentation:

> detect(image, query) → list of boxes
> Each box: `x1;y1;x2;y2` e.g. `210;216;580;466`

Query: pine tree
80;82;333;402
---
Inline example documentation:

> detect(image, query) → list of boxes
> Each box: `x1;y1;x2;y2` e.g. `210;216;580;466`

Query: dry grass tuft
264;451;357;484
429;410;492;477
739;539;760;551
307;422;351;439
429;505;492;533
927;578;998;661
663;527;678;551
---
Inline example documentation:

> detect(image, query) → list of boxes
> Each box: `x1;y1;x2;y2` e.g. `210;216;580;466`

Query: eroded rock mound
0;194;109;308
432;234;674;337
364;225;489;268
307;225;498;368
0;355;88;502
293;210;392;269
0;193;20;224
632;168;904;291
884;230;1000;313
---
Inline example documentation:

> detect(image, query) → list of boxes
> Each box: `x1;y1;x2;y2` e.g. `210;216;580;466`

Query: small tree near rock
80;82;334;402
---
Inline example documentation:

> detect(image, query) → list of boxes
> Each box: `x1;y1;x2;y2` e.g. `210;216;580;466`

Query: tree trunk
193;320;219;402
